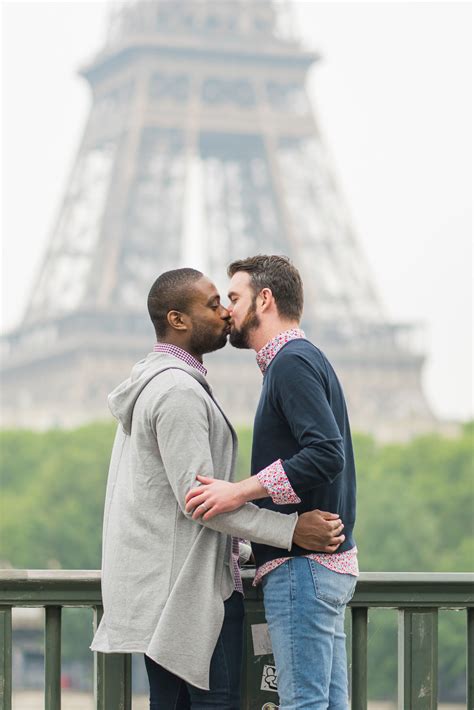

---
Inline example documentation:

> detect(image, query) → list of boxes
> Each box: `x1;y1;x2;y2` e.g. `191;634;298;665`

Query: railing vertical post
94;606;132;710
398;608;438;709
351;606;368;710
468;607;474;710
0;607;12;710
45;606;62;710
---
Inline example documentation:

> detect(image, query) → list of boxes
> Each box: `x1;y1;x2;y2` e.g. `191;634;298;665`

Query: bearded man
186;256;358;710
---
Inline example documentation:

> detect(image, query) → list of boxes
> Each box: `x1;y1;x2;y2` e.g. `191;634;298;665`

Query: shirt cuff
256;460;301;505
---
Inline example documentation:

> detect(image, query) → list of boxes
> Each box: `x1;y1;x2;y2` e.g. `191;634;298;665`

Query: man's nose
221;306;231;319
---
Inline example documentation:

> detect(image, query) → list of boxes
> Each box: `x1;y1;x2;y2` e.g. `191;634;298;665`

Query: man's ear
258;287;274;312
167;310;188;332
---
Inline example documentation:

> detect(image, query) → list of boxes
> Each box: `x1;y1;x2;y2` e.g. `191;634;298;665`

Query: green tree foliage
355;427;473;573
0;423;116;568
351;425;473;700
0;422;472;700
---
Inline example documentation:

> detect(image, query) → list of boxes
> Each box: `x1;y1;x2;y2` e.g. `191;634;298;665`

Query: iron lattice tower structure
1;0;435;438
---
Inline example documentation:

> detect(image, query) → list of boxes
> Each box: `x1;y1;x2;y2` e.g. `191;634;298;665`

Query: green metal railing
0;570;472;709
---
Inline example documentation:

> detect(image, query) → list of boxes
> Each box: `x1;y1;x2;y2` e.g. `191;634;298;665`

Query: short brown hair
148;268;203;338
228;255;303;321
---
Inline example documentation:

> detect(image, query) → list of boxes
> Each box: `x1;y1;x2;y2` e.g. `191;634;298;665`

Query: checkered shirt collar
153;343;207;377
256;328;306;375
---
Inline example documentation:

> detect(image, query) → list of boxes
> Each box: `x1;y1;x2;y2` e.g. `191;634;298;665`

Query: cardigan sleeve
271;353;345;494
153;383;297;550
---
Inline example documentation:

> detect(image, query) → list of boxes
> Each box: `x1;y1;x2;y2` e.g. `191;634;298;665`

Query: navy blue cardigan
250;338;357;568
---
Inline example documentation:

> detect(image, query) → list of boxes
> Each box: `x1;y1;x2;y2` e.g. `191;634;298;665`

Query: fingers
319;518;344;534
194;502;221;521
192;506;208;520
317;509;341;521
185;487;203;504
196;475;214;484
191;499;214;520
186;493;210;513
324;534;345;552
202;507;219;521
329;533;345;545
185;476;215;505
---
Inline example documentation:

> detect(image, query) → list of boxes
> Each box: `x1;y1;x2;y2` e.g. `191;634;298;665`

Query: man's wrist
235;476;268;504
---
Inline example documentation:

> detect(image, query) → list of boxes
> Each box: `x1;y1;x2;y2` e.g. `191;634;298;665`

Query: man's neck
156;338;204;364
250;321;301;353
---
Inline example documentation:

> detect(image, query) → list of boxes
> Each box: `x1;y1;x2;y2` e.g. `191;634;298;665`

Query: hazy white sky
1;1;472;420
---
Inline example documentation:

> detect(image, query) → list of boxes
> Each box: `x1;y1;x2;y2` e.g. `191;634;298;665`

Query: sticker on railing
261;703;278;710
251;623;273;655
260;664;278;692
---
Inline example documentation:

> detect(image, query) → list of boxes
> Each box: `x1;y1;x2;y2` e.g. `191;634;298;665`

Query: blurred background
1;1;472;707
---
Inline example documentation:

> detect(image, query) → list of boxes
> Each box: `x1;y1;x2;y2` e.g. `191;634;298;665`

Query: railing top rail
0;570;472;608
0;569;101;582
0;569;472;583
0;569;101;585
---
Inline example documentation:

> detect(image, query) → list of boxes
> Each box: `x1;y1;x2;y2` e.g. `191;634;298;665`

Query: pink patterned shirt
154;342;243;594
253;329;358;585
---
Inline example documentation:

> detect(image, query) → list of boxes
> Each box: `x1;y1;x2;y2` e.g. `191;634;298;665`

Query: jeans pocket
309;559;357;607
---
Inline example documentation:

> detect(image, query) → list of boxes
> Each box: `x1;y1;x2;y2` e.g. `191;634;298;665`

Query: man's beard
190;322;229;356
229;299;260;349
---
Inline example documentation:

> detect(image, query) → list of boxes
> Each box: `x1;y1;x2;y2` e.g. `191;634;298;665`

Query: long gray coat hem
89;641;213;691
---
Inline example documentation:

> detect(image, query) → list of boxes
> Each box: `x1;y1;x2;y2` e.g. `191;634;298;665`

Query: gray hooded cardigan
90;352;298;689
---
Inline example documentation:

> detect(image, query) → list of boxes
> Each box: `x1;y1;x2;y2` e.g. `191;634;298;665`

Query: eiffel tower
1;0;435;439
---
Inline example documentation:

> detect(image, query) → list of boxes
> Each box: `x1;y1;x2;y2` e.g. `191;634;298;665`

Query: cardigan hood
108;351;210;435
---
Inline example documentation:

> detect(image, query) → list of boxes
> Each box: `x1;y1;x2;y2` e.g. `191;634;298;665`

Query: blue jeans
144;591;244;709
261;557;357;710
